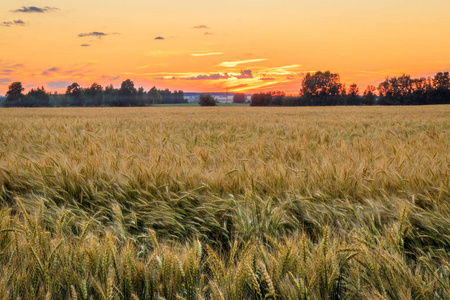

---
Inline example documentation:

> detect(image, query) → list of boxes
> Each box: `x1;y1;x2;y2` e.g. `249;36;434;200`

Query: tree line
1;79;187;107
250;71;449;106
2;71;449;107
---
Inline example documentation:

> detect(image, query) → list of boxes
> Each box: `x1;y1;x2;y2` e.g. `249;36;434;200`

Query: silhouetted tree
433;72;450;89
84;83;103;106
375;73;450;105
300;71;345;105
174;90;186;103
427;73;450;104
66;83;84;106
198;94;217;106
427;87;450;105
301;71;344;96
363;85;376;105
404;78;428;105
23;87;50;107
136;87;148;106
377;75;414;105
347;83;360;105
159;89;186;104
2;82;24;107
250;93;272;106
281;96;301;106
103;84;118;106
348;84;359;96
117;79;137;106
269;91;285;106
233;93;247;103
149;87;162;104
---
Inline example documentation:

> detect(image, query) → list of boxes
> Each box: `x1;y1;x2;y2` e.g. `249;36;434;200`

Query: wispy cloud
61;63;95;79
131;69;258;81
80;44;90;47
232;81;281;92
1;69;13;75
193;25;209;29
12;6;58;13
359;70;393;75
264;65;300;70
153;76;178;80
154;36;165;40
42;67;60;76
0;62;24;76
183;73;230;80
258;65;305;79
0;63;96;90
219;59;267;67
191;52;223;57
204;32;213;35
9;63;23;68
259;77;276;81
78;32;118;39
262;65;300;74
101;75;120;81
0;78;12;85
0;20;25;27
228;83;249;90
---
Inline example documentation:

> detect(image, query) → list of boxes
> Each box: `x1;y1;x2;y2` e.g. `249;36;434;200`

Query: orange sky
1;0;450;95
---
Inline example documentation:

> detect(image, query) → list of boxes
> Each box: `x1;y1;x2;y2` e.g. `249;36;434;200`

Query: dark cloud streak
236;70;253;79
12;6;58;13
79;32;108;38
0;20;25;27
101;75;120;81
0;78;12;85
42;67;60;76
0;63;23;76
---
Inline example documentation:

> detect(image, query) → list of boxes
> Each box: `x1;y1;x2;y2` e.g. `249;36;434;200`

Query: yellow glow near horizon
0;0;449;95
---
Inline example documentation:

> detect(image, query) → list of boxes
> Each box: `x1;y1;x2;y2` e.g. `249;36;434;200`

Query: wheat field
0;106;449;299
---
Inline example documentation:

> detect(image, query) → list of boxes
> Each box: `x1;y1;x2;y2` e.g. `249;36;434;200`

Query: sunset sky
1;0;450;95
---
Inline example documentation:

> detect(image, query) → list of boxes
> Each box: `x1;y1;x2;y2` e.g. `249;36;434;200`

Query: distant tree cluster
377;72;449;105
1;79;187;107
249;71;450;106
232;93;247;103
250;91;286;106
159;89;186;104
198;94;218;106
2;82;50;107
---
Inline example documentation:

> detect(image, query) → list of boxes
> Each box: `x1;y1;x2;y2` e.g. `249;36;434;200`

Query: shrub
198;94;218;106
